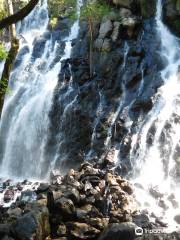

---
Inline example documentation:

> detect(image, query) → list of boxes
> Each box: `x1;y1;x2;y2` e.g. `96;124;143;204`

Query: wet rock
133;213;150;228
32;37;47;59
7;208;22;218
120;182;133;195
57;223;67;237
111;22;121;42
63;187;80;204
86;217;109;230
67;222;100;239
98;222;137;240
149;187;164;199
174;214;180;224
4;190;14;203
20;190;37;203
0;182;3;193
50;169;62;184
167;193;179;208
99;20;113;39
10;213;37;240
36;183;49;194
10;205;50;240
55;197;75;217
0;224;11;237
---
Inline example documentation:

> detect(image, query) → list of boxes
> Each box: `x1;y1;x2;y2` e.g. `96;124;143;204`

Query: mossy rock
170;19;180;35
48;0;77;19
139;0;156;18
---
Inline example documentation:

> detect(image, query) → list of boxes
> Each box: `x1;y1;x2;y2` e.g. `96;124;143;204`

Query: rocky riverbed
0;161;179;240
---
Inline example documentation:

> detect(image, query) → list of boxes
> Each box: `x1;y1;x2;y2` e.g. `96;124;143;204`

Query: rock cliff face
45;0;166;173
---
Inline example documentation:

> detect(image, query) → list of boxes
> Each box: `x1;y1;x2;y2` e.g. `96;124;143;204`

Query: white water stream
0;0;83;180
131;0;180;231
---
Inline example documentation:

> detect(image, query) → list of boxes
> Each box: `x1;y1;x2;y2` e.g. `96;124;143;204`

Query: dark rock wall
44;0;171;174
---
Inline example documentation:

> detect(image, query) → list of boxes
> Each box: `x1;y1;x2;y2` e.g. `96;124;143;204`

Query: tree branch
0;0;39;30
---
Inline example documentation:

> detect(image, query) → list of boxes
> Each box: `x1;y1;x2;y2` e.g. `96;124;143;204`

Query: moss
139;0;156;18
176;0;180;11
49;17;58;28
0;38;19;116
0;43;8;60
48;0;77;19
172;19;180;35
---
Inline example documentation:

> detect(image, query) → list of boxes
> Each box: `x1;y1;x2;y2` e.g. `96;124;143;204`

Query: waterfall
0;0;83;180
130;0;180;230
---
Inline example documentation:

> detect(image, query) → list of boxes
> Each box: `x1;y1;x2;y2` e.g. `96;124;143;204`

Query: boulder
67;222;100;239
55;197;75;218
174;214;180;224
99;20;113;39
36;183;49;194
4;190;14;203
20;190;37;203
98;222;137;240
10;206;50;240
10;213;38;240
57;223;67;237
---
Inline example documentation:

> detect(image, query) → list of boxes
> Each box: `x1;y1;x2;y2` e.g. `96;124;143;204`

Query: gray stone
98;222;137;240
99;20;113;39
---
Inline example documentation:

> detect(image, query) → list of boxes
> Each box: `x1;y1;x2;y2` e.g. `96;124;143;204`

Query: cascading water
130;0;180;230
0;0;83;180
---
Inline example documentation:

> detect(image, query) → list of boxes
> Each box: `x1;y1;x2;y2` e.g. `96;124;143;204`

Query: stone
7;208;22;218
10;213;37;239
10;205;50;240
57;224;67;237
63;187;80;204
4;190;14;203
55;197;75;217
120;182;133;195
105;173;118;186
87;217;109;230
111;21;121;42
36;183;49;193
50;169;62;185
112;0;131;8
99;20;113;39
84;181;93;191
139;0;156;18
67;222;100;239
20;190;37;203
98;222;137;240
94;38;104;50
0;224;11;236
174;214;180;224
102;39;112;52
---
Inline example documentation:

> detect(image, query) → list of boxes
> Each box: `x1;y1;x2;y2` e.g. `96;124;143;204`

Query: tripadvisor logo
135;227;143;236
135;227;166;236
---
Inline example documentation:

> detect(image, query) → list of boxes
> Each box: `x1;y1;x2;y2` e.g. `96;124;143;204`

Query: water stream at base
0;0;83;180
129;0;180;231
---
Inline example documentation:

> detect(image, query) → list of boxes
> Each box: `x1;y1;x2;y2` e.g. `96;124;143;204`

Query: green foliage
0;9;6;20
0;44;8;61
49;0;77;19
0;77;10;95
81;1;111;21
49;17;58;28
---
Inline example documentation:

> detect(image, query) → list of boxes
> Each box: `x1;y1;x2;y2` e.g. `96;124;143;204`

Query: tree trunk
0;38;19;117
6;0;16;39
89;17;93;78
0;0;39;30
